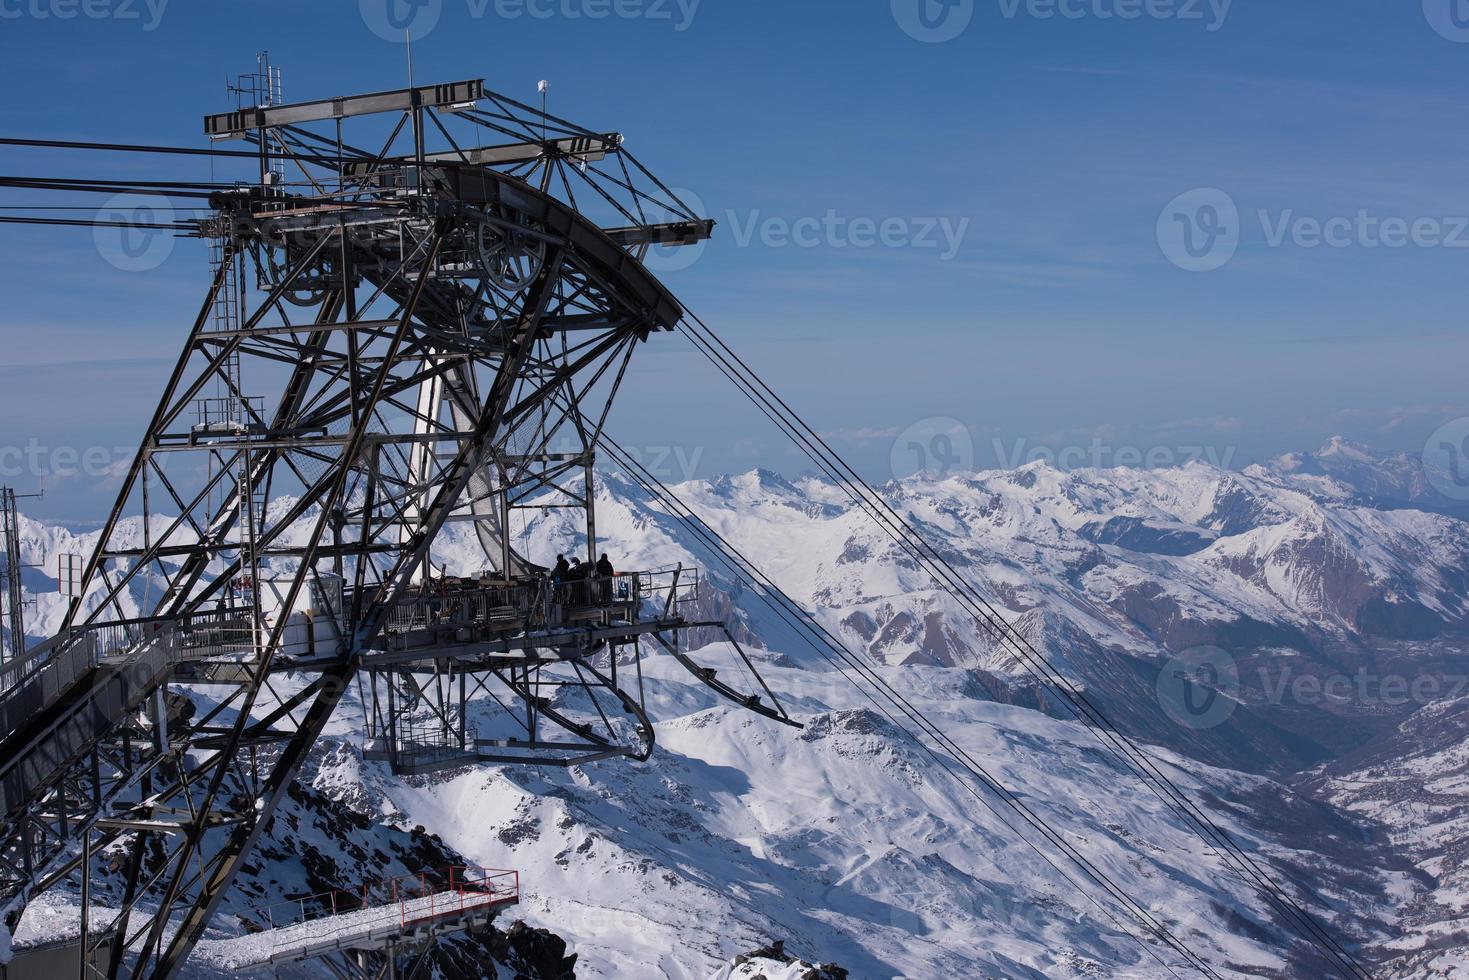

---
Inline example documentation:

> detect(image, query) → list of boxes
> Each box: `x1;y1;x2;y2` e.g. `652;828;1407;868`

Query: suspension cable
0;128;1367;977
667;309;1371;980
602;435;1223;978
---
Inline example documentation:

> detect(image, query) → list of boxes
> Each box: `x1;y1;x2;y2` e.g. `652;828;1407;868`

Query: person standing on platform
596;553;615;604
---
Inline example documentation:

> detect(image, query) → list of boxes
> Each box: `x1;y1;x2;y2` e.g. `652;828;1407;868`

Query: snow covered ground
8;440;1469;976
282;647;1402;978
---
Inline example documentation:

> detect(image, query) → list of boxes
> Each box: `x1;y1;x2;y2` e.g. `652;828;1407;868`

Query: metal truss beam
205;80;485;139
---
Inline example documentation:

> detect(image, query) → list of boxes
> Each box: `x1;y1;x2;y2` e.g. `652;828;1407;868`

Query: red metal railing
397;866;519;929
250;865;519;947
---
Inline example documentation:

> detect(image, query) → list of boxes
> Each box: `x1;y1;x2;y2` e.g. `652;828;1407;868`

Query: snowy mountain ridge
6;438;1469;977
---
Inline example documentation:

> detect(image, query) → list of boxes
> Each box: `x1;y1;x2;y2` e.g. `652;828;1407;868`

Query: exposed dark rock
485;920;579;979
732;939;849;980
1080;516;1216;556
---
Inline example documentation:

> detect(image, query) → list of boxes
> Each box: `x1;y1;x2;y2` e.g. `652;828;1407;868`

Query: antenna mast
0;487;40;664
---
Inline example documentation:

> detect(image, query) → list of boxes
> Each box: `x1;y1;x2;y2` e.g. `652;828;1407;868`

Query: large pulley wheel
477;213;545;293
261;241;331;307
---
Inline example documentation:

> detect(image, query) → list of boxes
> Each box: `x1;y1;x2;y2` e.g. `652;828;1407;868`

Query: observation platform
352;567;707;774
351;567;697;668
0;867;519;978
0;567;704;810
196;866;519;972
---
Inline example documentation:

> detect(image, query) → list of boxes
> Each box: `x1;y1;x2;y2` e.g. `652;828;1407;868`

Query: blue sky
1;0;1466;519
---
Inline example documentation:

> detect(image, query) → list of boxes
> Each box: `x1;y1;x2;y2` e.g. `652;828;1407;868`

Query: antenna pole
538;79;549;141
0;486;42;664
408;32;424;193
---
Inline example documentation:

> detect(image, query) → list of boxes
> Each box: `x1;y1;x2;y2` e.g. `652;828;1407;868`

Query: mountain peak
1318;435;1376;461
707;468;801;498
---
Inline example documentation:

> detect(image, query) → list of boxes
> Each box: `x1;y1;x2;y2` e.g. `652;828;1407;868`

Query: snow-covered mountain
580;448;1469;775
8;438;1469;977
1267;436;1466;521
1304;696;1469;979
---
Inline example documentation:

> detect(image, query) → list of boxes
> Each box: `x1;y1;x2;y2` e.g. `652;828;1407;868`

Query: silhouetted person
595;554;615;604
552;554;570;580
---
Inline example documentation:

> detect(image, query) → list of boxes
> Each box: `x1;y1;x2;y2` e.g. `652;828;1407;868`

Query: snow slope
9;442;1469;976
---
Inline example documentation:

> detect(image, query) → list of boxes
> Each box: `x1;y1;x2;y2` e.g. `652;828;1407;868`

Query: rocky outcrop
727;940;849;980
485;920;579;979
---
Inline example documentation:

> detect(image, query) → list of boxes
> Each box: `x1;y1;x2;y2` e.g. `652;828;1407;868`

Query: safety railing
0;633;84;707
191;395;266;435
640;565;701;616
549;572;636;610
245;866;519;955
370;566;701;649
0;624;187;818
549;568;697;615
169;611;257;661
0;633;97;746
71;612;256;671
383;583;533;636
0;611;256;742
0;622;170;746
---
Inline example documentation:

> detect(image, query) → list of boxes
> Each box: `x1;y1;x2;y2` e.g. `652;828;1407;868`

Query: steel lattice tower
0;73;794;979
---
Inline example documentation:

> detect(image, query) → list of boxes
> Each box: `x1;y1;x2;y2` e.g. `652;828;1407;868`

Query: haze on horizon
0;0;1463;521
